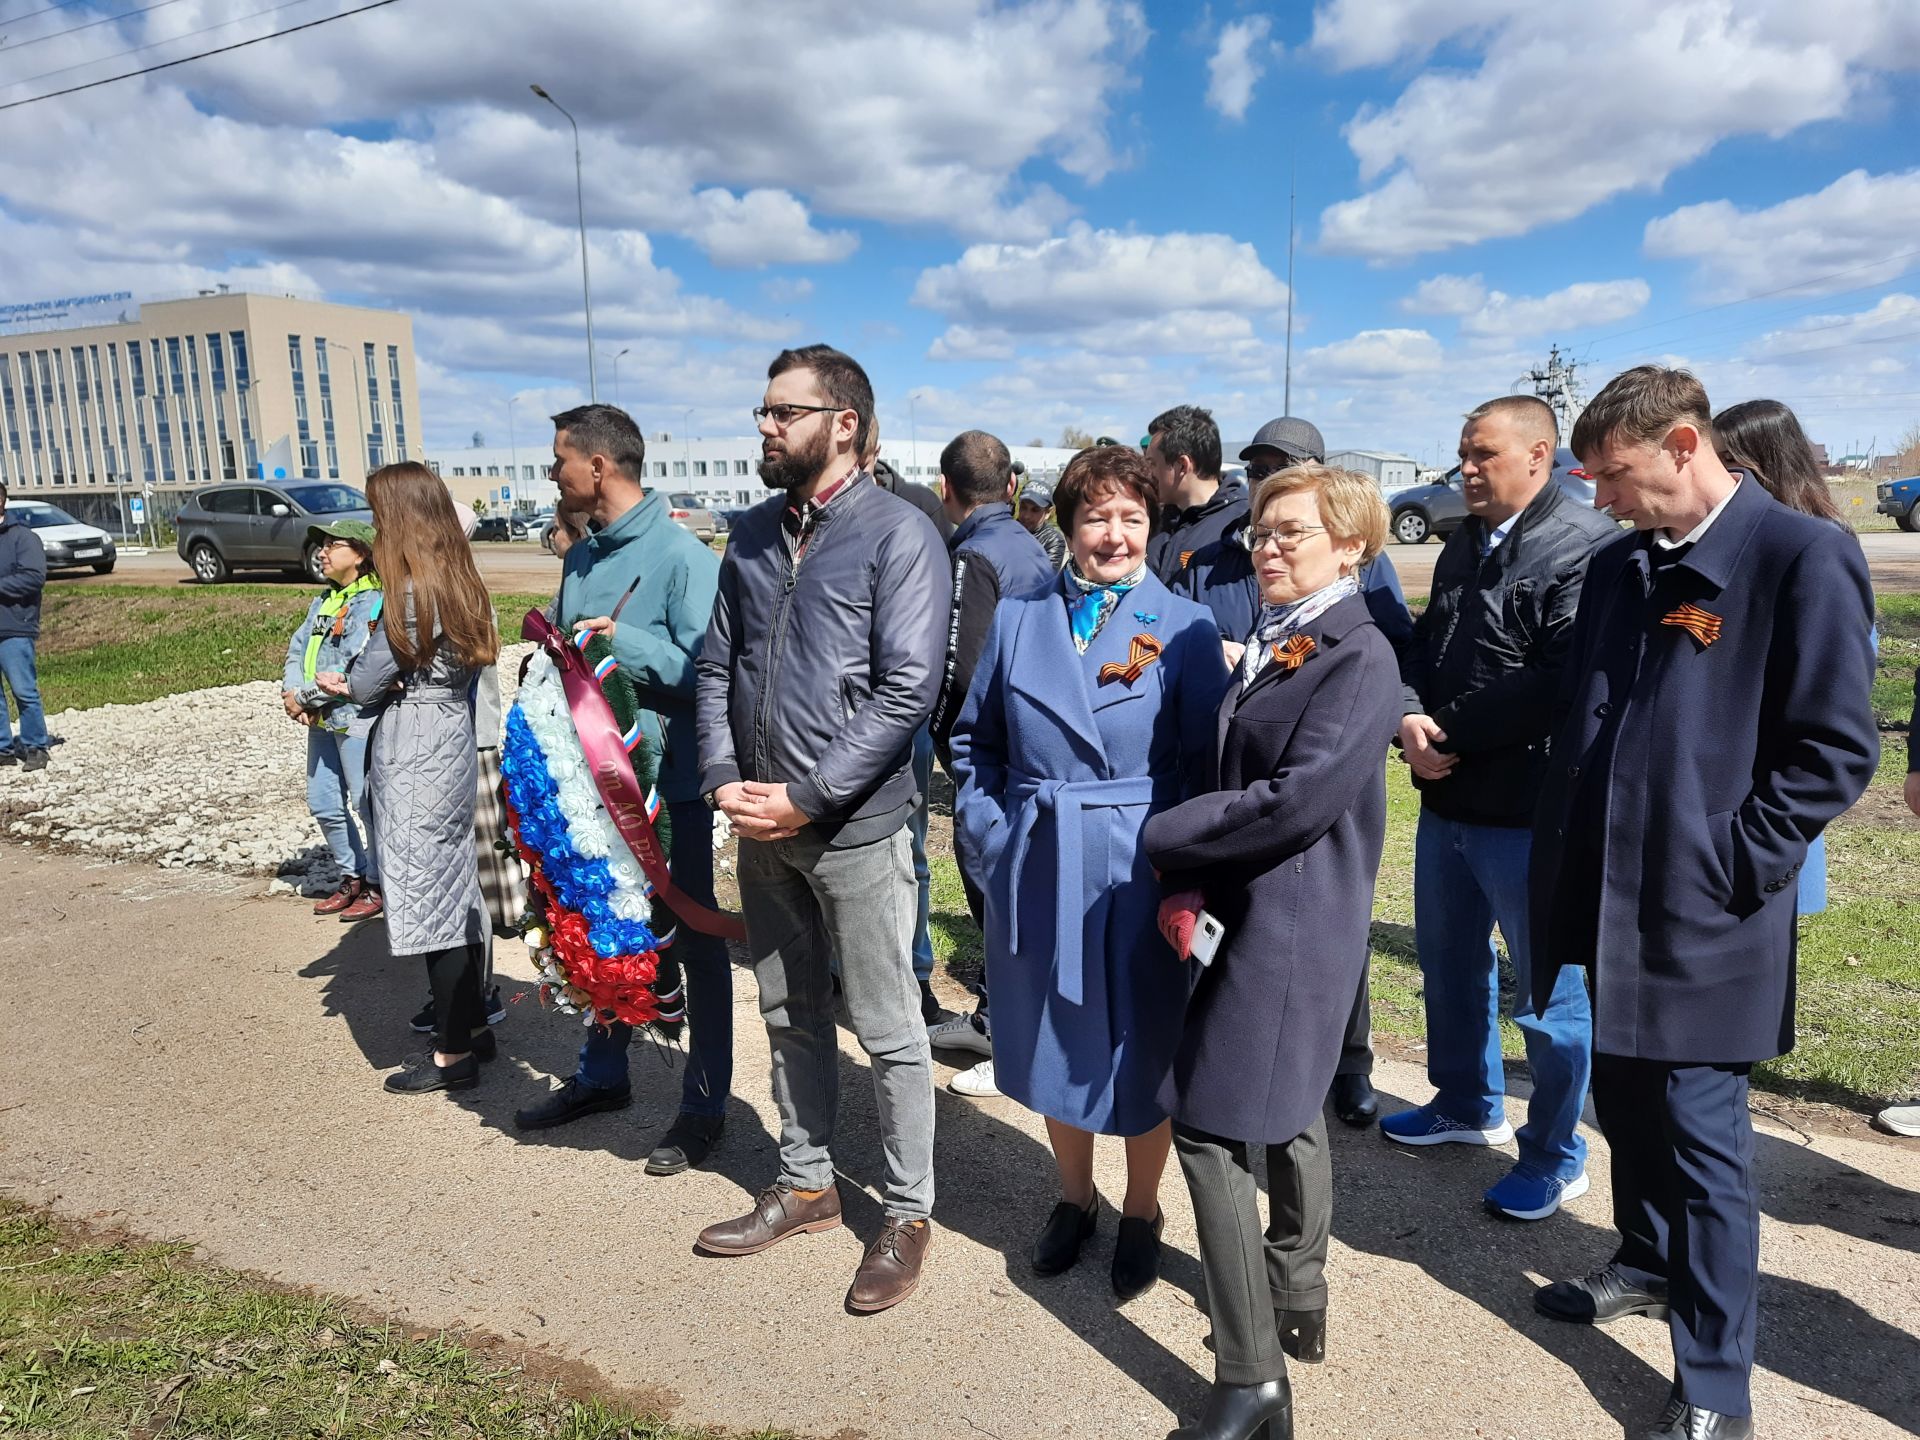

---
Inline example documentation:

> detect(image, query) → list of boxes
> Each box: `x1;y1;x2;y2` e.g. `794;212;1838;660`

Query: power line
0;0;332;92
0;0;398;112
0;0;192;59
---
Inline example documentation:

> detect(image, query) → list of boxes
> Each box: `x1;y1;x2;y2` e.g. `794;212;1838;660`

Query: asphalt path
53;530;1920;596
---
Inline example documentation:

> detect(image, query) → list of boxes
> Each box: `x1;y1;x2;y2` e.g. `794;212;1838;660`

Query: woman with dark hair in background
319;461;500;1095
1714;399;1864;919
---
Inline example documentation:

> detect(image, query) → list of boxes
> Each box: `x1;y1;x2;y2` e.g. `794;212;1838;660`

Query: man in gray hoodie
0;484;50;772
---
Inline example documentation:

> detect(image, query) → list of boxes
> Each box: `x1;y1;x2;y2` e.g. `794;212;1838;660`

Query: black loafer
1110;1209;1164;1302
1330;1072;1379;1127
383;1054;479;1094
513;1077;633;1131
1535;1263;1670;1324
1278;1307;1325;1363
645;1113;724;1176
1031;1195;1098;1276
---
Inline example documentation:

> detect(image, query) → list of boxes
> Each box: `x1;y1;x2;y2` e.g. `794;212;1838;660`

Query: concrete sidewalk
3;845;1916;1438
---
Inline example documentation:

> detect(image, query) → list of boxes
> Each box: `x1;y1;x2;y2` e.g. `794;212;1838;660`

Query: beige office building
0;292;420;526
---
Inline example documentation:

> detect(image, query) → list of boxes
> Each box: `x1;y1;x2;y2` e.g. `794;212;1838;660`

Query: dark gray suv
175;482;372;583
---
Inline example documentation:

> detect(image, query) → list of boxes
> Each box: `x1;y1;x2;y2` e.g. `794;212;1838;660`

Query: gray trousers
1174;1115;1332;1386
739;827;935;1220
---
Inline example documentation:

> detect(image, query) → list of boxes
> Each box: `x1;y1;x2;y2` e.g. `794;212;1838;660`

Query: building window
312;338;339;479
229;330;250;389
672;460;687;477
693;460;708;476
652;461;667;478
734;459;749;475
362;340;384;469
288;335;319;478
386;345;407;459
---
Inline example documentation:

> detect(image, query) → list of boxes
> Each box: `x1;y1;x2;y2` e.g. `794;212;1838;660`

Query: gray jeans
738;826;935;1220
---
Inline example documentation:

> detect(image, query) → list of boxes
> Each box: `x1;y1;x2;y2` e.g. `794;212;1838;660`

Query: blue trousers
575;798;733;1119
1593;1053;1759;1418
306;726;376;882
1413;812;1591;1178
0;635;48;752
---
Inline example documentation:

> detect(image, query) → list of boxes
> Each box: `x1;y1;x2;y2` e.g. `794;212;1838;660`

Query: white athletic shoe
950;1059;1000;1098
1875;1102;1920;1137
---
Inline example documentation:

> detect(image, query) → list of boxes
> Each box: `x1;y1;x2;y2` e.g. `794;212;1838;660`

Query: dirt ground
3;846;1916;1439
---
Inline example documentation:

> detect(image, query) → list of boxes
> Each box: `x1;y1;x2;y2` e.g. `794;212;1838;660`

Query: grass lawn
34;586;552;713
0;1204;771;1440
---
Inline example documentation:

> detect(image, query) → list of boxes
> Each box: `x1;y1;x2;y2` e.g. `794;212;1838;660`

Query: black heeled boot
1183;1377;1293;1440
1277;1309;1324;1364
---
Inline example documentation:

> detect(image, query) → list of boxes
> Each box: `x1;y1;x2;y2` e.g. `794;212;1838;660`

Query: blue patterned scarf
1064;559;1147;654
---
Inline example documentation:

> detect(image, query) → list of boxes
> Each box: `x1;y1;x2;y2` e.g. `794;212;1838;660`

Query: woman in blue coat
951;445;1228;1302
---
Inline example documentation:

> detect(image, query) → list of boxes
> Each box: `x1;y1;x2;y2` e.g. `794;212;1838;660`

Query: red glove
1157;889;1206;961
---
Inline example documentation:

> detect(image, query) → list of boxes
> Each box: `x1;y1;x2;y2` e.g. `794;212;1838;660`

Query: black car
174;481;371;583
472;515;529;542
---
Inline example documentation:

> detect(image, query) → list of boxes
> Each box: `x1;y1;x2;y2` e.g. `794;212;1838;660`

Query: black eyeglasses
753;403;843;427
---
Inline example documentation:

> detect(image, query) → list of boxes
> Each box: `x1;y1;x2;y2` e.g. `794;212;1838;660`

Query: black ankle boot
1031;1194;1098;1275
1186;1377;1293;1440
1277;1308;1324;1364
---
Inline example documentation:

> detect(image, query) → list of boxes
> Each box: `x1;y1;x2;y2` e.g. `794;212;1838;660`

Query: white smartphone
1190;909;1226;967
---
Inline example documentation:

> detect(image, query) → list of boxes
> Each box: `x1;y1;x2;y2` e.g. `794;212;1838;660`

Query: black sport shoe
484;985;506;1026
409;996;435;1034
0;749;16;767
514;1076;632;1131
645;1113;725;1176
19;748;48;772
383;1054;479;1094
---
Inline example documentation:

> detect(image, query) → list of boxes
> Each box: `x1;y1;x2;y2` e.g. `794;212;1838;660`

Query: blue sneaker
1484;1164;1589;1221
1380;1104;1515;1148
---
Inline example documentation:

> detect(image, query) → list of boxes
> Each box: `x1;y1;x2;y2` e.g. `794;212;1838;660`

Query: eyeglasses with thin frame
752;403;845;427
1241;523;1327;551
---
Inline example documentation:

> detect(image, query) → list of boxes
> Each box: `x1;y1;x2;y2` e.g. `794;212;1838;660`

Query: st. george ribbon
522;608;747;941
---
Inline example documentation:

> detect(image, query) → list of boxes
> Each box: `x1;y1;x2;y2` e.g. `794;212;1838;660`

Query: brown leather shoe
313;877;362;916
846;1217;931;1313
339;885;385;922
695;1181;842;1257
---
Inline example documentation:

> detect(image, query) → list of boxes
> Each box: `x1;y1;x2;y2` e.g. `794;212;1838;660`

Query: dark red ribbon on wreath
522;608;747;941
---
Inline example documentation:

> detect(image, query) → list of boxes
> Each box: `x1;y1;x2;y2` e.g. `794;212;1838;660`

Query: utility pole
1517;345;1585;438
1283;161;1296;417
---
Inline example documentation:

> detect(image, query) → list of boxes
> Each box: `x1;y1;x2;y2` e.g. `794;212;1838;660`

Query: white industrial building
431;434;1084;514
1326;449;1421;494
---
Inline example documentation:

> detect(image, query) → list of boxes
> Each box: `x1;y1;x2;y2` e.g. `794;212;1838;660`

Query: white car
9;500;117;574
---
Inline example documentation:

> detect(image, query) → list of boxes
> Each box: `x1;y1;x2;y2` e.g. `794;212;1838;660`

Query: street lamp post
531;83;598;402
507;395;520;514
324;341;368;484
611;347;629;410
908;391;918;474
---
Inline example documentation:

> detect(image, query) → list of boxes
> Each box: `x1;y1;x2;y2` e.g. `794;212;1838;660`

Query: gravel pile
0;646;536;892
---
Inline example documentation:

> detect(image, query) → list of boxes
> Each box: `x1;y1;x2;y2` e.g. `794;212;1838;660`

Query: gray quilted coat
348;593;487;956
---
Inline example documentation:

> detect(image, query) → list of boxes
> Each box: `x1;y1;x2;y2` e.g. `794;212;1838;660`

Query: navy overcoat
1529;478;1880;1063
1143;594;1402;1146
950;570;1228;1135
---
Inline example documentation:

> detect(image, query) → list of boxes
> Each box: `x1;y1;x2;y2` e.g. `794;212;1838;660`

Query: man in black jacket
694;345;950;1312
0;484;50;772
1381;395;1618;1224
1144;404;1245;580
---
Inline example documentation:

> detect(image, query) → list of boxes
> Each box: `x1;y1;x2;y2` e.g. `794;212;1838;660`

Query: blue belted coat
950;570;1228;1135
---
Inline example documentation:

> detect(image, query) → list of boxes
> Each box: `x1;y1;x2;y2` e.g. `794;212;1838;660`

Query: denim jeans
575;798;733;1119
738;825;934;1220
306;726;376;882
0;636;48;752
908;724;935;985
1413;811;1591;1179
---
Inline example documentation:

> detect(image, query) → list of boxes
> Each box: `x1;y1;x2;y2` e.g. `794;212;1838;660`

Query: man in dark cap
1015;476;1067;571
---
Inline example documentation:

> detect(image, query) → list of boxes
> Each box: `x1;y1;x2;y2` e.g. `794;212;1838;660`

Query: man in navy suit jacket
1529;367;1878;1440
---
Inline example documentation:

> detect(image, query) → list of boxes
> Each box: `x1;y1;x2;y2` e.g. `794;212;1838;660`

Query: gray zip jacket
696;470;951;847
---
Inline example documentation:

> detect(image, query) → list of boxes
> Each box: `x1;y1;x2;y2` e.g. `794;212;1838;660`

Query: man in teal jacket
513;404;730;1178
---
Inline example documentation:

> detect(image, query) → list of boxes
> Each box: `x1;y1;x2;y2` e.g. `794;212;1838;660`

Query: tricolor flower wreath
498;629;684;1034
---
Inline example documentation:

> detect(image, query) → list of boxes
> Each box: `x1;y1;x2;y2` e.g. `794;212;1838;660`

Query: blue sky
2;0;1918;464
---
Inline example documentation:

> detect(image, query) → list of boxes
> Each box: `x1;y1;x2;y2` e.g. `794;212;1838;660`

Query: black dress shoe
1535;1263;1670;1324
1647;1402;1753;1440
1644;1384;1688;1437
513;1076;633;1131
383;1054;479;1094
1329;1073;1378;1127
645;1112;724;1176
1031;1194;1098;1276
1181;1378;1293;1440
1277;1308;1325;1364
1111;1209;1164;1301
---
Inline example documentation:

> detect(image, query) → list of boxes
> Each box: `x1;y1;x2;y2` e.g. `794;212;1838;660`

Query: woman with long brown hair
318;462;500;1094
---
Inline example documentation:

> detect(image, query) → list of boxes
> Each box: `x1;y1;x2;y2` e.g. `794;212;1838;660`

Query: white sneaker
950;1059;1000;1098
1876;1102;1920;1137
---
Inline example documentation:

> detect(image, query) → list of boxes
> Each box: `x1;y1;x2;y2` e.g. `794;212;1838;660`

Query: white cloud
1310;0;1920;259
1458;279;1650;339
1206;16;1277;121
1401;273;1488;315
685;189;858;269
1643;169;1920;300
1299;328;1444;381
1746;293;1920;367
913;223;1289;349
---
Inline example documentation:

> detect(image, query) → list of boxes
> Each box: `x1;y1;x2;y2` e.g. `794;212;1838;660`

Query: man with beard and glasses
694;344;950;1313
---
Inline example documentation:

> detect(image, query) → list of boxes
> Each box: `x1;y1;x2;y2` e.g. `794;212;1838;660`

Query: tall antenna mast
1283;159;1296;415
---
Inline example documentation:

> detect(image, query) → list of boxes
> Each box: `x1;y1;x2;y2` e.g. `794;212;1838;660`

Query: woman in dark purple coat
1143;464;1402;1440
